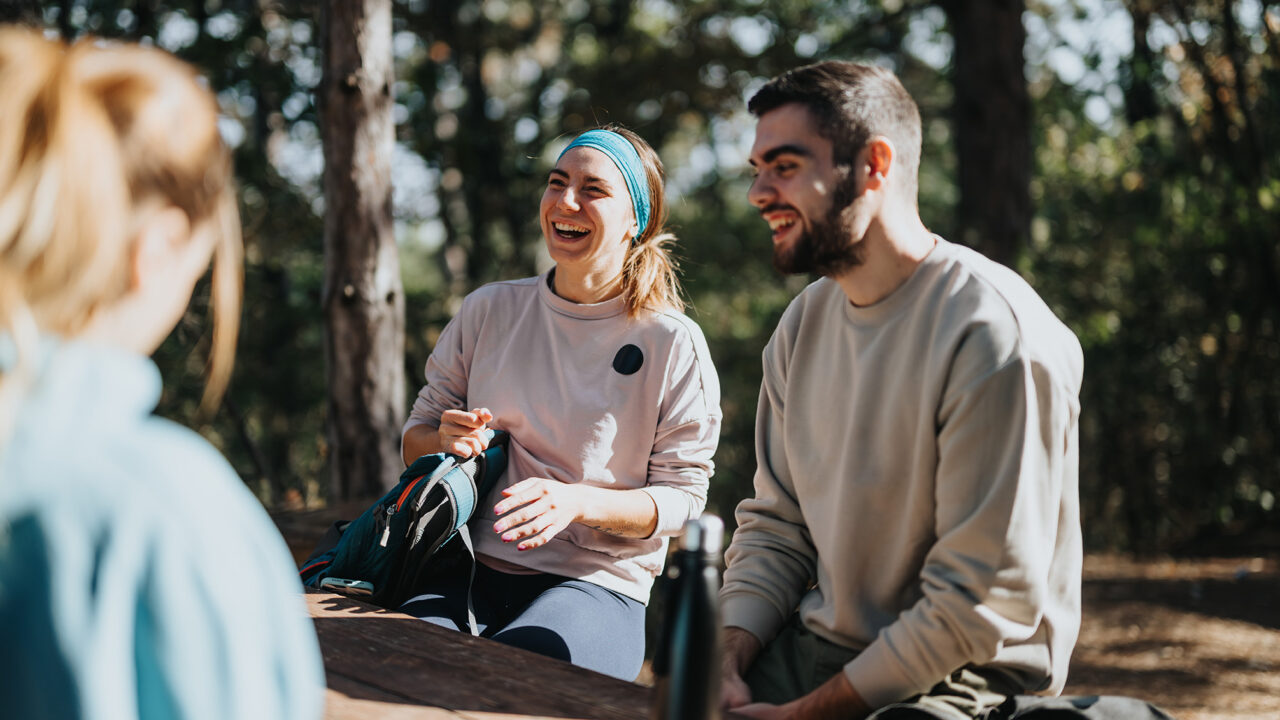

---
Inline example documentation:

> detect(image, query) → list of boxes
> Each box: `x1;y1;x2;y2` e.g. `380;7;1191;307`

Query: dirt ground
278;508;1278;720
1065;554;1280;720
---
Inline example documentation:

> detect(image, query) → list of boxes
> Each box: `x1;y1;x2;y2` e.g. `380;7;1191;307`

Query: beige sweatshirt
404;271;722;604
720;238;1084;708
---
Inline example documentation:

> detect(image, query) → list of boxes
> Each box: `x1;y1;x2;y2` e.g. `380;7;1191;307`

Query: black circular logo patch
612;344;644;375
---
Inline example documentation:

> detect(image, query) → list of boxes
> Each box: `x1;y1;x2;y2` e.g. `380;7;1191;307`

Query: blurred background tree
320;0;405;501
29;0;1278;555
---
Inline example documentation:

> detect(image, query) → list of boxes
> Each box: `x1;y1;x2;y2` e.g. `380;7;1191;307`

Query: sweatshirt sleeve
718;330;817;646
641;322;723;537
403;306;473;439
842;337;1081;708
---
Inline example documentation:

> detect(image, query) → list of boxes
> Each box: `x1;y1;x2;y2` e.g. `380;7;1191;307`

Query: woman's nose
556;186;580;211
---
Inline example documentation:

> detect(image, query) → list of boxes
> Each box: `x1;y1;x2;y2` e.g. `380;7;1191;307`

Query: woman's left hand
492;477;585;550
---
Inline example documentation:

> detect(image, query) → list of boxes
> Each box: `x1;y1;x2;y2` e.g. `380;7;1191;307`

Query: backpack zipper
299;558;331;575
380;474;428;547
379;506;394;547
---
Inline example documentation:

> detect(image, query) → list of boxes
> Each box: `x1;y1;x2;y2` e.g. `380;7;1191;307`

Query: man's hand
732;703;797;719
721;627;763;710
738;673;871;720
730;703;789;719
722;668;754;711
437;407;493;458
492;477;584;550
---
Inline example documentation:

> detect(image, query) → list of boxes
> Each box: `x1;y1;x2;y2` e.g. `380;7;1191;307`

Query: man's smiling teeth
768;217;796;231
554;222;589;234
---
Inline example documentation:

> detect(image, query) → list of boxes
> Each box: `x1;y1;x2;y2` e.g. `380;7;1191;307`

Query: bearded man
718;61;1085;720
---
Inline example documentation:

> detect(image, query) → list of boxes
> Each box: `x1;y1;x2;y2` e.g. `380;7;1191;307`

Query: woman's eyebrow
549;168;614;188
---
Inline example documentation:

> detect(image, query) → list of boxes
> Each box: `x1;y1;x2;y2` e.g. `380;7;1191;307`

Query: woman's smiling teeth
554;221;590;239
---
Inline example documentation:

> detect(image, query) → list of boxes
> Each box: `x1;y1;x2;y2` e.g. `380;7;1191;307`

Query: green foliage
42;0;329;506
1024;0;1279;552
39;0;1280;552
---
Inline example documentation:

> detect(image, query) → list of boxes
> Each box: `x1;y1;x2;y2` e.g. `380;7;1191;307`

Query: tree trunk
943;0;1031;267
320;0;405;501
1122;1;1160;125
0;0;42;27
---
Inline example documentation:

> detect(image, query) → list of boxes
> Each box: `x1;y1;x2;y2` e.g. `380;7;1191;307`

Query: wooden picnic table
307;589;745;720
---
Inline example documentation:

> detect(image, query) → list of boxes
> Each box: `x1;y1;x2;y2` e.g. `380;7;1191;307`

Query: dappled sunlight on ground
1065;554;1280;720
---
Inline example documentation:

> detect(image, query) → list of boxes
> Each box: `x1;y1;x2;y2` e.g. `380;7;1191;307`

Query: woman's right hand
438;407;493;458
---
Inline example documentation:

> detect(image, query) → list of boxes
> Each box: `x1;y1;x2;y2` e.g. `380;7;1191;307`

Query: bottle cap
680;514;724;554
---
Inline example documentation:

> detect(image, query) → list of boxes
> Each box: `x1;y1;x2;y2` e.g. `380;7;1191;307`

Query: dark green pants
743;615;1021;719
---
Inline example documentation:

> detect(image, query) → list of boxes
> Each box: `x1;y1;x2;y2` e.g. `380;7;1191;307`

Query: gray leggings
400;561;646;681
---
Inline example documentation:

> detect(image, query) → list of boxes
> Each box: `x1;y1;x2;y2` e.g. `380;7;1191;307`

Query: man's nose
747;174;774;209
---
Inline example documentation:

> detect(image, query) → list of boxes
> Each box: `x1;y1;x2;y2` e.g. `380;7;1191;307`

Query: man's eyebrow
760;144;814;164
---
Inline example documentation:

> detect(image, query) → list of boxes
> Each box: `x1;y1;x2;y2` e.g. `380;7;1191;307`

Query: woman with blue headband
399;125;722;679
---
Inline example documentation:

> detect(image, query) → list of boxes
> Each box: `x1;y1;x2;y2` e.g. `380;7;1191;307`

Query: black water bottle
650;514;724;720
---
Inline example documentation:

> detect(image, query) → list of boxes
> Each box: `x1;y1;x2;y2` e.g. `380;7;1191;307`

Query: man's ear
863;137;895;191
130;205;191;291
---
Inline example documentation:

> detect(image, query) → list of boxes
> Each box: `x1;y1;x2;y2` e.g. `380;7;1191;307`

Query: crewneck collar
537;268;628;320
3;334;162;425
843;235;949;326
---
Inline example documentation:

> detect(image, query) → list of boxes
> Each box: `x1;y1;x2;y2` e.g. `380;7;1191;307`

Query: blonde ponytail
621;231;683;317
0;29;242;428
601;125;685;318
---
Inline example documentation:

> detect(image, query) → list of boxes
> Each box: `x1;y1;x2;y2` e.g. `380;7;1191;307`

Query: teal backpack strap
458;526;480;635
457;430;507;634
387;429;510;610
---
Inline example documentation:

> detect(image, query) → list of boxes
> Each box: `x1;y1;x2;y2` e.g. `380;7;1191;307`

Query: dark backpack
299;430;509;610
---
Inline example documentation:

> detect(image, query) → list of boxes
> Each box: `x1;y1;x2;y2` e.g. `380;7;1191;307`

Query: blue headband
559;129;651;237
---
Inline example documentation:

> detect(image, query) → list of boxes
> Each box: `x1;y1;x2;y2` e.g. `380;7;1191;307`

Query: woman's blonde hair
0;28;242;415
600;125;684;318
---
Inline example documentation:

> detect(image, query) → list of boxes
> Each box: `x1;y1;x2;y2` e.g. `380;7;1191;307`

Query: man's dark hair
749;61;922;197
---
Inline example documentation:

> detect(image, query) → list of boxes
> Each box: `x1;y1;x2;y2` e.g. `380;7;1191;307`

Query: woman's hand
437;407;493;458
492;479;660;550
492;477;585;550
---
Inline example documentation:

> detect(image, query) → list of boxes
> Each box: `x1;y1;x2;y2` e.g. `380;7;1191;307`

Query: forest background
13;0;1279;558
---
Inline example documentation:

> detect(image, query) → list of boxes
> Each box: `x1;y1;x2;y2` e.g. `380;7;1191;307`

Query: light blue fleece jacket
0;339;324;720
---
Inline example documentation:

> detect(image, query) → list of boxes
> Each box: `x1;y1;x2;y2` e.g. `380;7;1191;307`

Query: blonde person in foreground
718;61;1087;720
0;29;323;719
399;125;721;681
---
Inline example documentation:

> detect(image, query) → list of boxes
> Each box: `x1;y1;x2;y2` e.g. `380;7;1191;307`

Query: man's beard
771;174;865;277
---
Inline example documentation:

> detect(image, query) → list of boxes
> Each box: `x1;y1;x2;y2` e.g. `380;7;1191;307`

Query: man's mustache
759;203;798;218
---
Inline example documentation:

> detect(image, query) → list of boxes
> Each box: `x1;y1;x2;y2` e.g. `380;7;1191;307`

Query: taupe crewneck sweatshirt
405;271;722;604
721;238;1084;707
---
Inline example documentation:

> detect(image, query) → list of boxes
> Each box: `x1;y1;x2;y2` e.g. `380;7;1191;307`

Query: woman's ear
81;204;212;357
130;205;191;291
